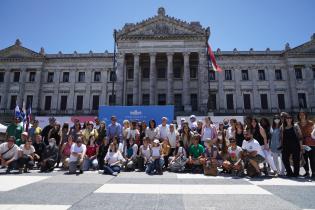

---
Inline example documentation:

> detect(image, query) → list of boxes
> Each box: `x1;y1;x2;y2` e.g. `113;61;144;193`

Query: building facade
0;7;315;119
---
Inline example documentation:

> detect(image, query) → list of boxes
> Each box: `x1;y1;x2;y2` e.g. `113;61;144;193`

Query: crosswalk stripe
94;184;272;195
0;205;71;210
0;176;49;191
247;178;315;186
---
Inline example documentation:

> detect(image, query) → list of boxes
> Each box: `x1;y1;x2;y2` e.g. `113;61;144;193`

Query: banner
36;116;96;128
176;116;244;128
99;105;174;125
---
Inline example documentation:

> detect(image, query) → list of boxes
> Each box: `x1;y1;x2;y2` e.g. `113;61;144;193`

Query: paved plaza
0;169;315;210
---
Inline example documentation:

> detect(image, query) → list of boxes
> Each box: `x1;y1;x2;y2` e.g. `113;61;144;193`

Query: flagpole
206;42;211;113
111;29;117;105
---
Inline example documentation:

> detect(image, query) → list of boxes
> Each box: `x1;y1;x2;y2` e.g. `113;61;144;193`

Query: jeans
303;146;315;175
103;165;121;175
18;155;35;169
83;157;98;171
146;158;164;174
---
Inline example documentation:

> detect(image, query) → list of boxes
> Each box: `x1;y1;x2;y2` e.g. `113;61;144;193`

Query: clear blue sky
1;0;314;53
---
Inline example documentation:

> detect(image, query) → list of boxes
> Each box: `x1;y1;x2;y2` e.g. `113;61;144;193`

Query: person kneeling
222;137;243;176
241;128;265;177
40;138;59;172
18;138;35;173
68;137;86;174
103;143;125;176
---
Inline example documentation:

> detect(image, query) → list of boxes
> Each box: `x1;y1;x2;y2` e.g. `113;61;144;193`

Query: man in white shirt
157;117;169;141
69;137;86;174
167;124;179;155
0;136;20;173
241;128;265;176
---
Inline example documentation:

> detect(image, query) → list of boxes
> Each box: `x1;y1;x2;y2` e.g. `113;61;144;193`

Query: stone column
167;52;174;104
19;68;27;106
287;65;297;111
3;68;10;109
198;52;208;113
116;53;125;105
183;52;191;112
133;53;140;105
34;68;42;113
234;67;243;112
149;53;156;105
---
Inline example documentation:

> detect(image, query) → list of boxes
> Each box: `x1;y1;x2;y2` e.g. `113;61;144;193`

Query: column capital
133;53;140;57
183;52;190;57
149;52;157;57
166;52;174;57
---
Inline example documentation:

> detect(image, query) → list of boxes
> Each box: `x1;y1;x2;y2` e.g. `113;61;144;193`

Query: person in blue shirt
106;116;122;144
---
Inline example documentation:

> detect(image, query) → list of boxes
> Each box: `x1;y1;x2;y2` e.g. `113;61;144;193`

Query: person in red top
297;111;315;179
83;135;98;171
60;135;74;169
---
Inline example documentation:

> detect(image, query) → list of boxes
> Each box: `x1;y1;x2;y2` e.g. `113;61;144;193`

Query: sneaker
303;172;310;178
79;170;83;174
5;169;10;174
18;168;23;174
23;168;28;173
112;172;118;176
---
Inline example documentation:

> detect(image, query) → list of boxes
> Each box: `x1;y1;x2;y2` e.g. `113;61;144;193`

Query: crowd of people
1;111;315;180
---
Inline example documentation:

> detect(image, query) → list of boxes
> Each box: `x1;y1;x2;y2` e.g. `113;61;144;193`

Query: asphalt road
0;169;314;210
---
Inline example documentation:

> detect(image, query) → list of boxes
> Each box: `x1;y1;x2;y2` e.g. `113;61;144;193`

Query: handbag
203;160;218;176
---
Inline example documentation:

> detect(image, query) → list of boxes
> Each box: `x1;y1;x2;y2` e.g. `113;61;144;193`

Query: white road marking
0;176;49;191
94;184;272;195
177;174;232;179
0;205;71;210
247;178;315;186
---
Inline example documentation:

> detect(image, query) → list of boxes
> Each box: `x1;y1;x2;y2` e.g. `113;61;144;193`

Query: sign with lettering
98;105;174;125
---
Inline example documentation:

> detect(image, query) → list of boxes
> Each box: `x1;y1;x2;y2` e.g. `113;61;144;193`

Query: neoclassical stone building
0;7;315;119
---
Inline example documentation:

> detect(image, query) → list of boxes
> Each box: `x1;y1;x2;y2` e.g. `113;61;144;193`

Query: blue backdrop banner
99;105;174;125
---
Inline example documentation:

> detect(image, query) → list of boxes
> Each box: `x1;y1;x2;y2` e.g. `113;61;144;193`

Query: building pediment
286;37;315;54
116;7;210;40
0;39;44;59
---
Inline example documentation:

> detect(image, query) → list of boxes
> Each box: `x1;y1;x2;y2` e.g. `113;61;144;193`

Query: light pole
110;29;117;105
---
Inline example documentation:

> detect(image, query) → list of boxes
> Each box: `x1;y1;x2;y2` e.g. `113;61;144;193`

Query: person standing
107;116;122;143
6;117;23;146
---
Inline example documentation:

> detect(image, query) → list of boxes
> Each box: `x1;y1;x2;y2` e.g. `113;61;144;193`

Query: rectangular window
78;72;85;82
158;94;166;105
298;93;307;108
13;71;20;82
258;70;265;80
109;71;116;82
173;66;182;79
76;95;83;111
190;66;198;79
242;70;249;80
94;72;101;82
142;67;150;79
10;95;17;110
26;95;33;110
92;95;99;110
63;72;69;82
209;71;216;81
225;70;232;80
275;69;282;80
0;72;4;82
44;96;52;111
208;93;216;110
157;68;167;79
142;94;150;105
174;94;183;111
277;94;285;110
191;94;198;111
295;67;303;80
29;72;36;82
312;67;315;79
127;94;133;106
109;95;116;105
226;94;234;110
60;96;67;111
47;72;54;83
243;94;251;110
260;94;268;109
127;67;134;80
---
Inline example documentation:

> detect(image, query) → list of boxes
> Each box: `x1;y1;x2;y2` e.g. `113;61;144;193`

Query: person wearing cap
68;137;86;174
41;117;56;145
82;121;99;145
0;136;20;173
189;115;198;131
107;116;122;143
29;120;42;142
157;117;170;142
6;117;23;146
40;138;59;172
146;139;163;175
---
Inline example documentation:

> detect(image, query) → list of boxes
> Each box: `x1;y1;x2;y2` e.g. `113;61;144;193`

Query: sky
0;0;314;54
